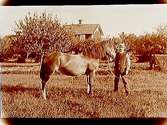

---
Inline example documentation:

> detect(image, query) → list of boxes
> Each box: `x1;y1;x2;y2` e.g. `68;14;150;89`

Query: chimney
79;19;82;24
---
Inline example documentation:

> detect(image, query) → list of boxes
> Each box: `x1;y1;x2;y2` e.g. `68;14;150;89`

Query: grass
1;62;167;118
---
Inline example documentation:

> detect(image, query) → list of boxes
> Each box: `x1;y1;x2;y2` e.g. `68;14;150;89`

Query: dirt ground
1;62;167;118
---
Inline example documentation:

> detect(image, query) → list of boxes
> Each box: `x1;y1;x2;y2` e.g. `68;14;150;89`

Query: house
64;20;104;40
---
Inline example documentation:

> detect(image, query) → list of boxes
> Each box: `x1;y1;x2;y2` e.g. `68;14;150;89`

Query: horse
40;41;116;100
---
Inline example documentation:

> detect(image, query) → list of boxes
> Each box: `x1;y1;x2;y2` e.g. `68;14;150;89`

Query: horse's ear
126;48;132;53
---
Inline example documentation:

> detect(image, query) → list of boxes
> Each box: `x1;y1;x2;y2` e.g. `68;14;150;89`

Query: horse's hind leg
87;71;94;95
40;52;61;99
41;75;50;100
40;66;52;100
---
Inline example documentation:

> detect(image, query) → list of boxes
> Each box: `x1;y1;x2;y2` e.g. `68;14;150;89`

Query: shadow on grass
1;84;129;102
1;85;41;98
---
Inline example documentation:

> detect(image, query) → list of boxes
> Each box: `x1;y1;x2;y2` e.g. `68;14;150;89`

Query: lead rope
107;59;120;79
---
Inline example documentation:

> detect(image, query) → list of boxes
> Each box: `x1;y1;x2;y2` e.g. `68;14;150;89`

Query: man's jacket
114;52;131;75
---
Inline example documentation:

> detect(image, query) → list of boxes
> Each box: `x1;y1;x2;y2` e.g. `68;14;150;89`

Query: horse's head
103;41;116;62
106;47;116;62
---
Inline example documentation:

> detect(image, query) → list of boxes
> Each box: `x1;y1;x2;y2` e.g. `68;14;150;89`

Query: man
114;43;131;95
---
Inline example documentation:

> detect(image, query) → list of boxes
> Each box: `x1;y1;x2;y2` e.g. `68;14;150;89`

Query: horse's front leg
87;71;94;95
41;80;47;100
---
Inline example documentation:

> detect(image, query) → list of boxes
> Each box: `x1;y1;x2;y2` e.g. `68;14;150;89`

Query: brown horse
40;41;115;99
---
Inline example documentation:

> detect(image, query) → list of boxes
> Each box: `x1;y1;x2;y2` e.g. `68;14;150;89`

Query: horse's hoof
43;94;47;100
87;92;93;95
114;89;118;92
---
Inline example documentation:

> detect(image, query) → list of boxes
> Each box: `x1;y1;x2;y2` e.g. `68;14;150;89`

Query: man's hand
125;70;128;75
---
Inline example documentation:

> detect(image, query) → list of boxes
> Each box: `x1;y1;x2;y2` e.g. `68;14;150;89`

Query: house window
85;34;92;39
80;35;85;40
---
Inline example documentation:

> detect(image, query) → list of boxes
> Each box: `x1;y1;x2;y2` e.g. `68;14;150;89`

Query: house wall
93;28;101;39
77;34;93;40
75;27;102;40
76;34;85;40
80;35;86;40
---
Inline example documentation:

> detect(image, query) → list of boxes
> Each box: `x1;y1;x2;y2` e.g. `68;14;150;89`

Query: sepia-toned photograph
0;5;167;118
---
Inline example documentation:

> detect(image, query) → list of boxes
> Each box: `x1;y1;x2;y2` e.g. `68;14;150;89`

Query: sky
0;5;167;37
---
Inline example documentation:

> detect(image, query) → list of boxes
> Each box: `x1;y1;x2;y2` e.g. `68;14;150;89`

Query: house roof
64;24;104;36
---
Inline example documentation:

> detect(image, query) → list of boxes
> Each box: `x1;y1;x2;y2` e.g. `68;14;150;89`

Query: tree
11;12;78;61
113;31;166;62
155;24;167;53
0;35;16;59
156;24;167;37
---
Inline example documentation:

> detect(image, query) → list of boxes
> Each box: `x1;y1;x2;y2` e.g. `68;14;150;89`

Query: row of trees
110;28;167;61
120;32;166;55
0;12;167;62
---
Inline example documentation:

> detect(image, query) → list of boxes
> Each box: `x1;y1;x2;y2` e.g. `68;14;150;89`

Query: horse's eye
106;52;110;55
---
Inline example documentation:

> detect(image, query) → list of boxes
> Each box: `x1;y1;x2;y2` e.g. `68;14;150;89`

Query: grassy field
1;62;167;118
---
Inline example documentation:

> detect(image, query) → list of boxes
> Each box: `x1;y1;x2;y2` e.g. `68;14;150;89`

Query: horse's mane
70;39;112;59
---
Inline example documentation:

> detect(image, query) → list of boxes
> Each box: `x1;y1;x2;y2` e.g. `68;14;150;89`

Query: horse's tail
40;51;62;80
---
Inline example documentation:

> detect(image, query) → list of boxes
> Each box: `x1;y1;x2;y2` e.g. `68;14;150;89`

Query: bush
0;56;4;62
17;56;26;63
